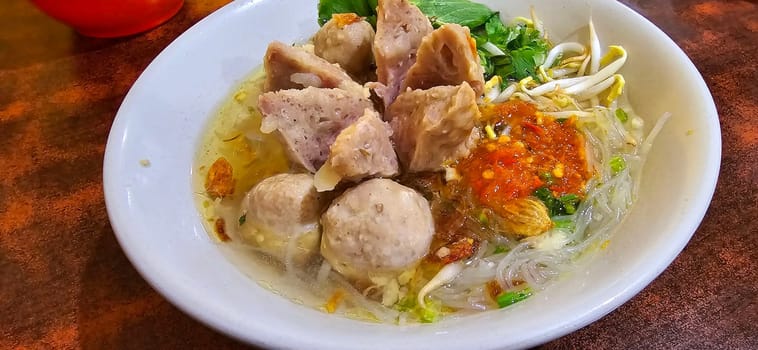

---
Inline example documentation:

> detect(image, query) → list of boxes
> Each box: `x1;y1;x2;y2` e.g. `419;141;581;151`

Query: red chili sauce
455;100;591;211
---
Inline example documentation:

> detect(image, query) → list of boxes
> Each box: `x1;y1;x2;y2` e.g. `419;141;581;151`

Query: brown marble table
1;0;756;348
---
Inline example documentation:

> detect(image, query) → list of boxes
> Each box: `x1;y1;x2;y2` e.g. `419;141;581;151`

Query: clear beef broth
194;69;289;232
193;69;372;319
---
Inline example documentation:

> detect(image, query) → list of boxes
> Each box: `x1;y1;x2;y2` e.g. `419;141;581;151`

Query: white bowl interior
103;0;720;349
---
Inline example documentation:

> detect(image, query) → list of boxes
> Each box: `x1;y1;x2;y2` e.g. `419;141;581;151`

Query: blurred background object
30;0;184;38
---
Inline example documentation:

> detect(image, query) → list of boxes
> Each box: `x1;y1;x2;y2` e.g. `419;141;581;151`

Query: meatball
313;14;375;79
240;173;325;266
321;179;435;281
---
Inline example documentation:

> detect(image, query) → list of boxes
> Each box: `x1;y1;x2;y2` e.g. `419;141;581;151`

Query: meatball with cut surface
387;82;481;172
314;13;375;80
263;41;363;93
401;23;485;95
321;179;435;281
258;87;374;172
239;173;325;266
314;108;399;192
370;0;433;106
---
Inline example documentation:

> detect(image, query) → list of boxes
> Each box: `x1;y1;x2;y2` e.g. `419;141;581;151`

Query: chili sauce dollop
456;100;591;211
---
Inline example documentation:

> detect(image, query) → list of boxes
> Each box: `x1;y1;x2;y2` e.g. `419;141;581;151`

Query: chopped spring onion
539;171;555;185
493;246;508;254
610;155;627;175
418;299;442;323
559;194;579;215
478;211;490;226
615;108;629;123
496;287;533;308
553;218;576;230
534;188;582;217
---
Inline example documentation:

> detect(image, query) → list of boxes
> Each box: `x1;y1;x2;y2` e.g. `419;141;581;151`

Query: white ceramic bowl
103;0;720;348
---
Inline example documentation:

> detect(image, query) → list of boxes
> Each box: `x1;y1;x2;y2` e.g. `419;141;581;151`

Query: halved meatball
239;173;325;266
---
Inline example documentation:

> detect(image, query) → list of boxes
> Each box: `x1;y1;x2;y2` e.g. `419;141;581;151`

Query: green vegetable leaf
478;49;495;77
317;0;376;26
615;108;629;123
510;47;543;80
496;287;533;308
610;155;627;175
533;187;561;216
411;0;495;27
484;13;517;44
477;18;549;81
238;214;246;226
534;188;582;217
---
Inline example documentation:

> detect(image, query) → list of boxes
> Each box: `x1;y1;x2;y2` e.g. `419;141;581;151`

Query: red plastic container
30;0;185;38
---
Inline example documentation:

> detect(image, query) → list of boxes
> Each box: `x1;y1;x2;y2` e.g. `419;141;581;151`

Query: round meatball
321;179;434;281
240;173;324;266
313;14;375;79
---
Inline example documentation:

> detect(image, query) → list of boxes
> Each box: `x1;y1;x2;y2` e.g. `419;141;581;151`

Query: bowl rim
103;0;721;348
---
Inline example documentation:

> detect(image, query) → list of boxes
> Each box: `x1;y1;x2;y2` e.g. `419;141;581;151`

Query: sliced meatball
258;87;374;172
313;13;375;80
263;41;363;93
321;179;435;281
239;173;325;266
314;108;399;191
402;24;485;96
387;83;481;172
371;0;433;106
